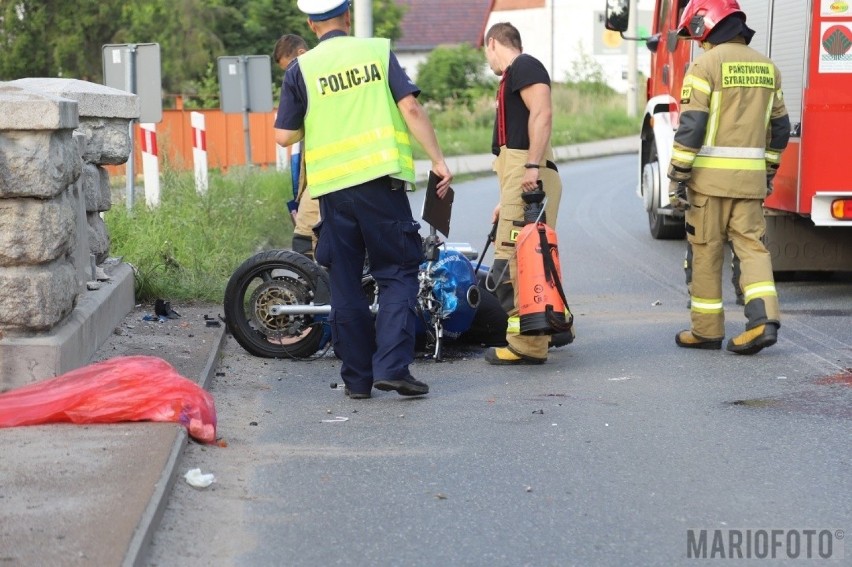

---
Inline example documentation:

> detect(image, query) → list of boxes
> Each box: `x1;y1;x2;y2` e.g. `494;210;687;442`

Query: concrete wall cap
0;83;78;130
9;78;140;120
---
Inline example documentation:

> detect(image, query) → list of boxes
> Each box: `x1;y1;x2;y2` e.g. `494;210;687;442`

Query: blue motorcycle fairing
416;249;479;339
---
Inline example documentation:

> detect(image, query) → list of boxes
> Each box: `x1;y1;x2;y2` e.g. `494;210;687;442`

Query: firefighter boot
726;323;778;355
485;346;546;365
675;330;723;350
292;234;314;260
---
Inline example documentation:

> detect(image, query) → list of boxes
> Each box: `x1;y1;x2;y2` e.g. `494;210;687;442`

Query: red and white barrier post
139;123;160;207
191;111;208;195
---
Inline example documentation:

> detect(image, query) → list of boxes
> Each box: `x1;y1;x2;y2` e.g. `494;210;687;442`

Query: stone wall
0;80;139;334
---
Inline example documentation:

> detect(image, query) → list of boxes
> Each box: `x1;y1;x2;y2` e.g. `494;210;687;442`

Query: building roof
394;0;494;51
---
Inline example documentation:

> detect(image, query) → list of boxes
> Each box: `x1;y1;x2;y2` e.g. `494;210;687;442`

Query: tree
0;1;122;81
371;0;405;41
113;0;225;94
0;0;405;98
0;1;50;79
564;42;613;96
415;44;495;107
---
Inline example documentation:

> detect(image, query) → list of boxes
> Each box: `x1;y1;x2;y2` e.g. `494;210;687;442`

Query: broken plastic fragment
184;468;215;488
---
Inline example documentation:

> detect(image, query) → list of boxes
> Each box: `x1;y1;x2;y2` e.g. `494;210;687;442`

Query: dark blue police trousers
315;177;424;394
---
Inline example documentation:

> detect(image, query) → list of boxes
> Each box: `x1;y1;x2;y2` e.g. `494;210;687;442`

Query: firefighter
668;0;791;354
482;22;567;365
273;34;318;259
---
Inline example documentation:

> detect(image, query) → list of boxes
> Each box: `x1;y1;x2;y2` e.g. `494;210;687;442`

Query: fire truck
604;0;852;271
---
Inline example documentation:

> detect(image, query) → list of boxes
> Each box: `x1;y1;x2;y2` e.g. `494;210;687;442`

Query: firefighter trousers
492;147;562;360
685;240;743;303
293;192;320;257
685;191;780;339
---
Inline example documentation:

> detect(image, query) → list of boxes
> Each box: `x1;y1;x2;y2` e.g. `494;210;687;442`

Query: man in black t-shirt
483;22;568;365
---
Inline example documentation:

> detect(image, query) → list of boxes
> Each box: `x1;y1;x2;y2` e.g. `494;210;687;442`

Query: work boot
373;376;429;396
291;234;313;259
726;323;778;355
343;386;371;399
675;330;722;350
484;346;546;365
549;329;574;348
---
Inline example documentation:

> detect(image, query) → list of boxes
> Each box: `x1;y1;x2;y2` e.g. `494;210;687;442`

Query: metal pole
626;0;638;117
125;44;137;210
240;56;253;165
353;0;373;38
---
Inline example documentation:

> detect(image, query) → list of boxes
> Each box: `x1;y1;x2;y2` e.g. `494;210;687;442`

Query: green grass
105;166;294;302
106;83;641;301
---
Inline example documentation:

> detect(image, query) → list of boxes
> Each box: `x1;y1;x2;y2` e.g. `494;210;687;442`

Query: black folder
421;171;454;238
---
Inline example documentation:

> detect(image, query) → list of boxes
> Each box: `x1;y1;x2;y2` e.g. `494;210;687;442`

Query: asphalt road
144;154;851;567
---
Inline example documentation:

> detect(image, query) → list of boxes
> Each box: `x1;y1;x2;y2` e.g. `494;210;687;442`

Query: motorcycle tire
461;282;573;349
224;249;329;359
458;283;509;347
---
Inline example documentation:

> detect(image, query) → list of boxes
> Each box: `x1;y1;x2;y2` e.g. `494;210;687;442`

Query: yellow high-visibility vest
300;37;415;197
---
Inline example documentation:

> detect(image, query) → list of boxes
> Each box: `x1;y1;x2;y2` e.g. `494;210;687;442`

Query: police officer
668;0;791;355
274;0;452;397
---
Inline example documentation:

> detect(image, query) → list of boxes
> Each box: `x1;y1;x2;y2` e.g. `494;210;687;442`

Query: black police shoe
343;386;371;399
373;376;429;396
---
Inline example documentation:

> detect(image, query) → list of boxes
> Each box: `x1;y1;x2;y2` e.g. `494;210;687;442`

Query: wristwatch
524;163;540;169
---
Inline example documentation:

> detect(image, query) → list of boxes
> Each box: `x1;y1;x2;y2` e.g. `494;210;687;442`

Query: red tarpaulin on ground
0;355;217;443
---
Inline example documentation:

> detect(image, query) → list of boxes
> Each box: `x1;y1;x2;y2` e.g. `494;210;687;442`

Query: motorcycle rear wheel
223;250;329;358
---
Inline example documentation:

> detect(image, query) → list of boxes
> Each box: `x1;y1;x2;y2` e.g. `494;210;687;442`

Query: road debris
321;416;349;423
154;299;181;319
184;468;215;488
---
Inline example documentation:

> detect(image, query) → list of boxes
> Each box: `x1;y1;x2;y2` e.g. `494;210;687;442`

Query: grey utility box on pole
218;55;274;165
103;42;163;209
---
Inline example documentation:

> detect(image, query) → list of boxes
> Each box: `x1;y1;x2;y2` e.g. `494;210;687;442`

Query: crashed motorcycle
223;229;509;361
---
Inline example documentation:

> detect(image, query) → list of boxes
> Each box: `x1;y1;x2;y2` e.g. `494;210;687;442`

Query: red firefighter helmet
677;0;745;41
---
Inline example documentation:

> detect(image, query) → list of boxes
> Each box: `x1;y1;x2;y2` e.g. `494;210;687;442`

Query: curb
122;324;228;567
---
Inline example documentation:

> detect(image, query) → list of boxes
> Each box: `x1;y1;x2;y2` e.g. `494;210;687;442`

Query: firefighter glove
766;173;775;196
668;180;690;211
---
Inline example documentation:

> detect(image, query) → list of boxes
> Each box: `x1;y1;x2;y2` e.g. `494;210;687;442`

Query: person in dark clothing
274;0;452;398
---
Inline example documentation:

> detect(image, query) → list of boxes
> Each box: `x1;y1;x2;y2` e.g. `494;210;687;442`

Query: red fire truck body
606;0;852;270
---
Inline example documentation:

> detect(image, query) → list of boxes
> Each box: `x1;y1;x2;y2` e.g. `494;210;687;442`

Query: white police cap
297;0;351;21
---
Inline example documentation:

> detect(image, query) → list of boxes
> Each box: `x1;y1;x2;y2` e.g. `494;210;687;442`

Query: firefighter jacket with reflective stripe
668;38;791;199
300;37;415;197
